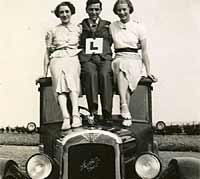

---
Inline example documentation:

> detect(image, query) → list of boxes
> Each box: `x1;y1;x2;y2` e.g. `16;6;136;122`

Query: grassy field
0;133;200;152
154;134;200;152
0;133;39;146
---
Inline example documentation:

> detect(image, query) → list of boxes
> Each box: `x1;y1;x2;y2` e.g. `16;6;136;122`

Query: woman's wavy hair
113;0;134;15
54;1;76;18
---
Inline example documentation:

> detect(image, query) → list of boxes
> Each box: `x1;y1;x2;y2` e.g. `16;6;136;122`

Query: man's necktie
91;23;97;32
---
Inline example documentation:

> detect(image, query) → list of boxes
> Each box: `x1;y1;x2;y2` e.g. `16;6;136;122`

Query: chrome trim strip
59;129;122;145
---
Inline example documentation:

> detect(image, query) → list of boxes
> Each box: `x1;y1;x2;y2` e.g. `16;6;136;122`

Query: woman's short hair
113;0;134;15
54;1;76;18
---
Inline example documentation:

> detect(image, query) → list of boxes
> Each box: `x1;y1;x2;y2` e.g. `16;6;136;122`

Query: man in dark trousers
79;0;113;121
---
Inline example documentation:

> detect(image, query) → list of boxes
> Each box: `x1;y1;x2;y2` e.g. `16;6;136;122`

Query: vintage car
1;76;162;179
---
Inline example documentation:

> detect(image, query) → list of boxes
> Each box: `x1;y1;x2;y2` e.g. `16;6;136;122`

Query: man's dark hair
86;0;102;9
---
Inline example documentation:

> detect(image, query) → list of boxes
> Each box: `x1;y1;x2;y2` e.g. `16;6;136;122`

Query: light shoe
120;104;132;127
122;119;132;127
120;104;131;117
61;118;71;130
121;112;132;127
121;112;132;119
71;115;82;128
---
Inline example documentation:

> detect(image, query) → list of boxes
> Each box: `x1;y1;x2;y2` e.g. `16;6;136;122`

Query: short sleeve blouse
45;23;81;57
109;20;146;49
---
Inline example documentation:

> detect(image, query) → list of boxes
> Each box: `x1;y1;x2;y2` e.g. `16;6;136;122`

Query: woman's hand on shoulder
137;40;142;49
35;74;48;83
35;75;47;84
147;74;158;82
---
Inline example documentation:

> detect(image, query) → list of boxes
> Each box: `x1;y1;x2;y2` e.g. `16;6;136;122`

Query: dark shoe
87;115;96;125
102;110;112;121
87;111;99;125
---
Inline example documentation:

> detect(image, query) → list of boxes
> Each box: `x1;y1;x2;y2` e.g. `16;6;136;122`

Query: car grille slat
67;144;116;179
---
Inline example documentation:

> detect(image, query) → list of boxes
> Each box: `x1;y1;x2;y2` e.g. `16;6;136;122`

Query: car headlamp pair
26;154;52;179
25;152;161;179
135;153;161;179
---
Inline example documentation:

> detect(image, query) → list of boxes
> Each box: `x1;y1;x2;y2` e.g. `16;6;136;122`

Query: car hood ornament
82;133;101;143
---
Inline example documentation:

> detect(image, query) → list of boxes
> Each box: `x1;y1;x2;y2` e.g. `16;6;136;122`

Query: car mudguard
0;159;16;179
173;157;200;179
160;157;200;179
0;158;29;179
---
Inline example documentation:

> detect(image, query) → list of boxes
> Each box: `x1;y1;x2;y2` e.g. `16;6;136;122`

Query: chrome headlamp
26;154;52;179
135;153;161;179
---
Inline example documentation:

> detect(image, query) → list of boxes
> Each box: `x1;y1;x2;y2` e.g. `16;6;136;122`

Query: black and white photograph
0;0;200;178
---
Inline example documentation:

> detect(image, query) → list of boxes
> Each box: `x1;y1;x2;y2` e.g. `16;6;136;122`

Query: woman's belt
115;48;138;53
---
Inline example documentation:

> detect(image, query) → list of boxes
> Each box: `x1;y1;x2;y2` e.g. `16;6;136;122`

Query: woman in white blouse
43;1;82;130
110;0;156;126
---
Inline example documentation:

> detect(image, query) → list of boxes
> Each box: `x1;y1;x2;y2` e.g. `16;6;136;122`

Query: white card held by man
85;38;103;54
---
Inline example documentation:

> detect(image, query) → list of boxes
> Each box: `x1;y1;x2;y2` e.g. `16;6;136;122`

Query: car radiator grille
67;144;115;179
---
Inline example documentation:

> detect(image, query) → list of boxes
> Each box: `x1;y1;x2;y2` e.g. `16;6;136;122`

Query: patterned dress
109;20;146;92
45;23;82;98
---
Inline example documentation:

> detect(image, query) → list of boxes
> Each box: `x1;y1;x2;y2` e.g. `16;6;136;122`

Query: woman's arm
43;30;53;77
141;39;157;81
141;39;150;75
43;49;50;77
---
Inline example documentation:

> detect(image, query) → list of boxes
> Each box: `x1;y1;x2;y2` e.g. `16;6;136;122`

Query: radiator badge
82;133;101;143
80;157;101;172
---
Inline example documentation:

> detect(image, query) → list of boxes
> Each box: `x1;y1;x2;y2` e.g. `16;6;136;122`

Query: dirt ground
0;145;199;173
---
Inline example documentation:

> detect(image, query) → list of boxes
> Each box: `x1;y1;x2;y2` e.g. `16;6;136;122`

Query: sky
0;0;200;127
